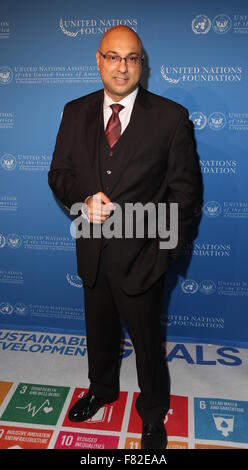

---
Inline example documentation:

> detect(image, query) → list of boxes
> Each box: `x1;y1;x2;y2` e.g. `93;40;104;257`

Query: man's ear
96;51;100;71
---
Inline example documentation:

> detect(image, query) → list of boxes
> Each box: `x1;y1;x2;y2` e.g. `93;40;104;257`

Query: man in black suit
48;25;201;449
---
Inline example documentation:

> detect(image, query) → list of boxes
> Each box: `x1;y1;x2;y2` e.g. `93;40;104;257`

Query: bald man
48;26;201;449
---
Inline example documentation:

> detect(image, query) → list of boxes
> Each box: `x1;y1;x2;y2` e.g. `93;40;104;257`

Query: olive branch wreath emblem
59;19;79;38
161;65;180;84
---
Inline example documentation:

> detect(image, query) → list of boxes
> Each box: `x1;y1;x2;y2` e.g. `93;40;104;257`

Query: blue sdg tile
194;398;248;444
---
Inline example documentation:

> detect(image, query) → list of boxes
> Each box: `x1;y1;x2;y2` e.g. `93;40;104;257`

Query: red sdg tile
127;393;188;438
63;388;127;432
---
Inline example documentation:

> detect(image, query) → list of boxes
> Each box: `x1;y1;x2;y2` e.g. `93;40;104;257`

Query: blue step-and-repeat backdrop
0;0;247;346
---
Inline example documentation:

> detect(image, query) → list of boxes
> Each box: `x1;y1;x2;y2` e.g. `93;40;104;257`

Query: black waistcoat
98;118;129;249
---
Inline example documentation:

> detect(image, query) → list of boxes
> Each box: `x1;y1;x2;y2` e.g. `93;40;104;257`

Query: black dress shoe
141;420;167;449
68;392;118;422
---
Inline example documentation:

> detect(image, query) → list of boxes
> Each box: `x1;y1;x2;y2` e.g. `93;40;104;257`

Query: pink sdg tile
55;430;119;449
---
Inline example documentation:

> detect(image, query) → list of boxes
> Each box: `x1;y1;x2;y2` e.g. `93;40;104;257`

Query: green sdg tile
0;383;70;426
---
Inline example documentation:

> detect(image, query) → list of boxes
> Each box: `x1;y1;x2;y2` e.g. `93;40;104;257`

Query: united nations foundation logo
190;112;207;130
0;302;13;315
160;66;241;85
203;201;222;218
66;273;83;288
1;154;17;170
199;280;216;295
192;15;211;34
59;18;138;37
6;234;22;249
0;66;13;84
212;14;232;34
181;279;198;294
208;112;226;131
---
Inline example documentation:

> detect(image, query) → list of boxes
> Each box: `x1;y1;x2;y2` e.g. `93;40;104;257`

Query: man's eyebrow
103;50;140;55
104;50;118;54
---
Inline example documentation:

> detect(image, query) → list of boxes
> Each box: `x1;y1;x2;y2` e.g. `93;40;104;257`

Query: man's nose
117;58;128;73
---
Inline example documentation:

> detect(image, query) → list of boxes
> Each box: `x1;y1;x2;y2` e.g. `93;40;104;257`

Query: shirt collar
103;87;139;110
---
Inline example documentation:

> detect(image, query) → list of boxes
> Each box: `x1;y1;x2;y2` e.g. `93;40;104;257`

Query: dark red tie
105;103;124;148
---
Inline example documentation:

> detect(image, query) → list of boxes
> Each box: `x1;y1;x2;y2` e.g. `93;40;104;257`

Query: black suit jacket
48;86;202;294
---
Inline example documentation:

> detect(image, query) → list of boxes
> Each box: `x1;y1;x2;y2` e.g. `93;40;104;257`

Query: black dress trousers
83;243;170;424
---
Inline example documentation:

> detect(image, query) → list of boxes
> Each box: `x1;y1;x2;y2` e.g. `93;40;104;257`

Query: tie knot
110;103;124;115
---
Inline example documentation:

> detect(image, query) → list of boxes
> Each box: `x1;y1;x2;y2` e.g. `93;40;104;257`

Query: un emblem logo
212;14;232;34
190;112;207;130
0;303;13;315
181;279;198;294
192;15;211;34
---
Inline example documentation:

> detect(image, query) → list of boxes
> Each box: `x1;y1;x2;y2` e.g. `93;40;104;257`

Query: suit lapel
85;90;104;191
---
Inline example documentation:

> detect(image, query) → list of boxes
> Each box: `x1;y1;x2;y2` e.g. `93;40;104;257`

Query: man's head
96;26;143;102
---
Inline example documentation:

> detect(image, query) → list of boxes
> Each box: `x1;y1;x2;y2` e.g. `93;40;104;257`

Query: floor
0;329;247;449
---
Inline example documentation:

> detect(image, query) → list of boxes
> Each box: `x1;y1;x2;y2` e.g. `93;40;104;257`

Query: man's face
96;29;143;101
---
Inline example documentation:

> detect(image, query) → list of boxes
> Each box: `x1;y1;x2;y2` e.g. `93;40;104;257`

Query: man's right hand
84;192;116;224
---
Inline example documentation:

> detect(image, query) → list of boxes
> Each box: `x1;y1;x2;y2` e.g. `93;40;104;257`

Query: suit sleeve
48;103;88;210
165;107;203;261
